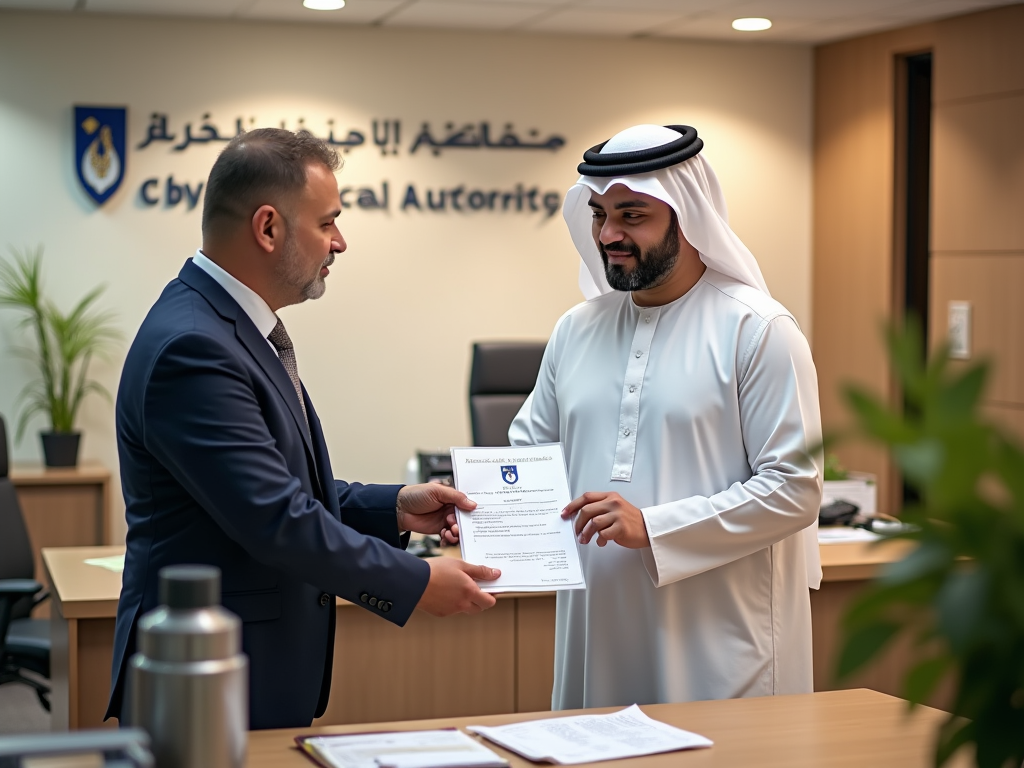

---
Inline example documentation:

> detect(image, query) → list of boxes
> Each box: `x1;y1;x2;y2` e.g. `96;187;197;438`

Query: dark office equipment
416;452;454;485
0;728;153;768
818;499;860;527
468;342;546;447
0;414;51;711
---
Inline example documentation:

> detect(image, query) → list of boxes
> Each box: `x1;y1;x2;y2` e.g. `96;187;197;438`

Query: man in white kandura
509;124;823;709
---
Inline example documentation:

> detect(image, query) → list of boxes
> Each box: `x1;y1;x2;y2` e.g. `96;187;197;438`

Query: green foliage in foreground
836;322;1024;768
0;247;120;439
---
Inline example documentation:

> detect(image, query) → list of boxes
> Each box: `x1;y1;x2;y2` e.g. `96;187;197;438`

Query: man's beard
277;232;335;302
600;212;681;292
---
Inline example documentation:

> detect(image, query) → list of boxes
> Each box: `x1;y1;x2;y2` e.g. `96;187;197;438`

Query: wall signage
74;106;127;206
75;107;567;219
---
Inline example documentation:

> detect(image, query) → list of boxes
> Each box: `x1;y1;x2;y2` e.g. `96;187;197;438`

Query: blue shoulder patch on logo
74;106;127;205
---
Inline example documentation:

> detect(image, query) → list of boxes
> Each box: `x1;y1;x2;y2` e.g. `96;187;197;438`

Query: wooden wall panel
812;25;936;512
930;254;1024;404
932;95;1024;253
933;4;1024;103
814;3;1024;512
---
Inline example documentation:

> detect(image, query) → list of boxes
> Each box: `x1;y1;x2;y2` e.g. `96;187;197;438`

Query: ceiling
2;0;1020;43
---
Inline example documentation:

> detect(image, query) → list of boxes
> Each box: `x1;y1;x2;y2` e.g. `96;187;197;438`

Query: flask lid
158;565;220;609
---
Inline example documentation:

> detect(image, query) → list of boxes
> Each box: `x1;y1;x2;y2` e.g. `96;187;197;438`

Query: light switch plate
948;301;972;359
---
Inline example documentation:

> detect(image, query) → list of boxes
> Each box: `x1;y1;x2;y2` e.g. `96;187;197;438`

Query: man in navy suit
108;128;500;729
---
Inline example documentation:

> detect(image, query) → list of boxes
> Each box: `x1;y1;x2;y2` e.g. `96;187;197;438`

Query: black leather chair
0;415;51;711
468;342;546;446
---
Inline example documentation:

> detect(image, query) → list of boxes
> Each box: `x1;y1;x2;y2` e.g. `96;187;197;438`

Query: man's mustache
323;252;337;268
600;241;641;259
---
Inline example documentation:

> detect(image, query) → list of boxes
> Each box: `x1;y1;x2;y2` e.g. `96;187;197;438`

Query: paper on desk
84;554;125;573
817;527;881;544
468;705;713;764
450;444;585;593
296;729;508;768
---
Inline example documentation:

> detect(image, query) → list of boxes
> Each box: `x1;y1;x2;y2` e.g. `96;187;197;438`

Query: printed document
450;444;585;592
296;729;508;768
467;705;713;764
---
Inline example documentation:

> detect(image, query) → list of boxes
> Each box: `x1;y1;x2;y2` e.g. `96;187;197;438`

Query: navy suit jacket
108;259;430;729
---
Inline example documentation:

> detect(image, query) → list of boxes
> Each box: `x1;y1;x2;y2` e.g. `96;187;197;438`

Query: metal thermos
128;565;248;768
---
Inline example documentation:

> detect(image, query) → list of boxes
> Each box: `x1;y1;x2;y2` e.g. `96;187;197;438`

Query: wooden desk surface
10;461;111;486
818;539;914;581
247;689;967;768
39;539;916;617
43;545;124;619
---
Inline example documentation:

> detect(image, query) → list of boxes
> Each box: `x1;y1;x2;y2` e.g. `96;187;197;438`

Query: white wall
0;10;812;542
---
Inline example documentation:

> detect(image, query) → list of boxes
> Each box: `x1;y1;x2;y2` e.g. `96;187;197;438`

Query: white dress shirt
191;249;278;356
510;268;823;710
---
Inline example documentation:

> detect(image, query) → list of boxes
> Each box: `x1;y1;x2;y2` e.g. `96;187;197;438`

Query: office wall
0;11;812;540
813;3;1024;510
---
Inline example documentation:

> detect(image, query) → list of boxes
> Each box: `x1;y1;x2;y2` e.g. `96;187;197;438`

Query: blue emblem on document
74;106;127;205
501;465;519;485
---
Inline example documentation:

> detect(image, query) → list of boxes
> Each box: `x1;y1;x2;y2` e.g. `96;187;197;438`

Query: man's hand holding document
450;444;585;593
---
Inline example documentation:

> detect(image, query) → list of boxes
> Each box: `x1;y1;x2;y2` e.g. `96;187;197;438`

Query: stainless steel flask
128;565;248;768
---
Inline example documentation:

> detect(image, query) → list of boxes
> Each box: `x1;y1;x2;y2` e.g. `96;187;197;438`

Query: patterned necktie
267;317;309;431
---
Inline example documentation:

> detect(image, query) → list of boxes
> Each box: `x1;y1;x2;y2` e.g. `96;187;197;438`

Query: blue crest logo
74;106;127;205
501;465;518;485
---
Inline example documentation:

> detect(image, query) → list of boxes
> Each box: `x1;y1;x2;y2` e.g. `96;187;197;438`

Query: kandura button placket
610;305;661;482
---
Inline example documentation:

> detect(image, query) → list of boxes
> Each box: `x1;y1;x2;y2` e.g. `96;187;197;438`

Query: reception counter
249;689;965;768
43;539;914;730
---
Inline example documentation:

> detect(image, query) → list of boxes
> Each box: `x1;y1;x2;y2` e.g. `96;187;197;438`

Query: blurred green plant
834;320;1024;768
823;452;850;481
0;247;120;440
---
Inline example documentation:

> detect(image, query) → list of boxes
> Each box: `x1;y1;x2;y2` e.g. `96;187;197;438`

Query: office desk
12;463;111;618
249;689;967;768
43;546;122;730
43;540;915;731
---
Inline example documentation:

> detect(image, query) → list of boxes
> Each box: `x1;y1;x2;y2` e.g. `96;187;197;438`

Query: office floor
0;676;51;734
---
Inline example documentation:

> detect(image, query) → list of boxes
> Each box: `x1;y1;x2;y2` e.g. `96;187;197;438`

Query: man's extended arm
142;331;430;625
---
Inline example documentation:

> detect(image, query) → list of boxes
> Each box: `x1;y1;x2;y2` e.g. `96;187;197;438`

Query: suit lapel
304;390;337;516
178;260;320;482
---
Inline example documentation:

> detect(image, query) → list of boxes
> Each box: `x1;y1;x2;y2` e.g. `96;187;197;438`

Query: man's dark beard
600;212;681;292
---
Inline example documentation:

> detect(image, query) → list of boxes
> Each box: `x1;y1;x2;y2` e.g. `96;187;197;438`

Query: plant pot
40;431;81;468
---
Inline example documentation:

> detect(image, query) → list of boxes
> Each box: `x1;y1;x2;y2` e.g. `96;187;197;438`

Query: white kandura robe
509;268;823;710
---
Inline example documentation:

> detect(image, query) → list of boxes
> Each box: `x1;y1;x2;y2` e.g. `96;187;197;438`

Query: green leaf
894;439;945;486
836;620;901;680
881;541;951;586
936;567;989;654
902;656;951;705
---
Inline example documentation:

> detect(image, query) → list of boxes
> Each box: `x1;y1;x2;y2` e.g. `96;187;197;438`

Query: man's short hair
201;128;341;239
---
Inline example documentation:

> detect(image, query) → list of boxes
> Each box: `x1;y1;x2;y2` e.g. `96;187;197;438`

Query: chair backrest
468;342;546;446
0;416;36;620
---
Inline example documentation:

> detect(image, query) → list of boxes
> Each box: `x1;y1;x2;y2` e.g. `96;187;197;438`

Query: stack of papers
296;729;508;768
450;444;585;593
468;705;713;764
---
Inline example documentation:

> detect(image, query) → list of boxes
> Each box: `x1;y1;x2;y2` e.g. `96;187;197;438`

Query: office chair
468;342;546;446
0;415;51;711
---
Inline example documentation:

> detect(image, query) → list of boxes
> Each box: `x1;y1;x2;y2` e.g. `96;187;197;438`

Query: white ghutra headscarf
562;124;770;300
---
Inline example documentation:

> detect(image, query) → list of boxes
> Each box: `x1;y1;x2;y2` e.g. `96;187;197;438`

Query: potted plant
835;321;1024;768
0;247;120;467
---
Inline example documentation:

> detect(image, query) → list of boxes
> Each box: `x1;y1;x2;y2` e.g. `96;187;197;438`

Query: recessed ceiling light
732;17;772;32
303;0;345;9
